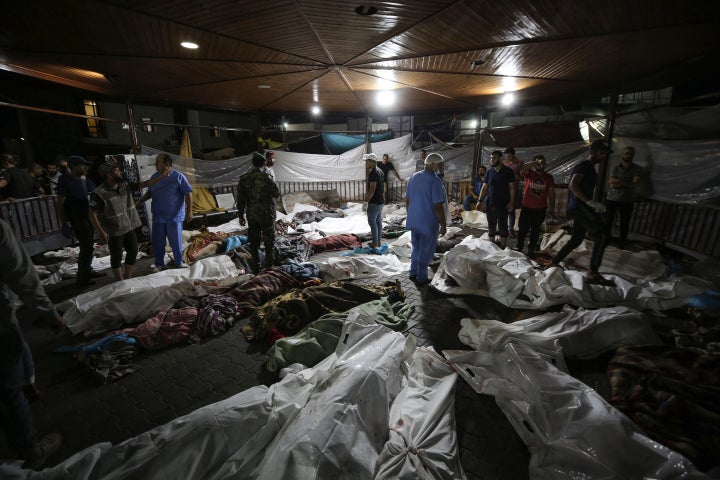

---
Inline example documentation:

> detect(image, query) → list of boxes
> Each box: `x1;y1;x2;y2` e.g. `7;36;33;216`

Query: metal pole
596;88;619;201
125;100;140;154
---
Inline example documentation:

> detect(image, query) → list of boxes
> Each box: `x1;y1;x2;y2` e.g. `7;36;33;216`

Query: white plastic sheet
141;135;415;185
431;236;711;311
319;254;407;280
444;344;708;480
60;256;241;335
457;305;662;361
1;307;465;480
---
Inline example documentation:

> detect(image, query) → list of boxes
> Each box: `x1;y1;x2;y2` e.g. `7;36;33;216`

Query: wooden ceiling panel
150;70;327;111
1;1;719;113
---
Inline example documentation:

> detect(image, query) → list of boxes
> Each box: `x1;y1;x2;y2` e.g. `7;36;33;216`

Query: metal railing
3;184;717;259
0;196;61;238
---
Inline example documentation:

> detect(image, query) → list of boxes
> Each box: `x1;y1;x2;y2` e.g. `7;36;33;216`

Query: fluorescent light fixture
470;120;478;129
283;122;289;129
501;93;515;106
257;84;271;89
376;90;396;107
181;41;199;49
311;105;321;115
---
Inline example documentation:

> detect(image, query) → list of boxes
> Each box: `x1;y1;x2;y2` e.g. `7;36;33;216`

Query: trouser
0;327;35;451
108;230;138;269
605;200;634;243
552;204;609;271
409;228;439;282
248;222;275;269
152;220;184;267
366;203;384;246
486;206;509;238
69;217;94;281
517;207;547;251
463;194;477;211
508;186;523;230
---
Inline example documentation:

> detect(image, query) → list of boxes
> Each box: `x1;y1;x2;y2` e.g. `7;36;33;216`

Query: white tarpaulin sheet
431;236;710;310
140;134;415;185
319;254;407;281
457;305;662;362
443;338;707;479
0;310;465;479
60;256;242;336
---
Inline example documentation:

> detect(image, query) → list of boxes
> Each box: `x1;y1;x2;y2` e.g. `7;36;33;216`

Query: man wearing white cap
404;153;447;285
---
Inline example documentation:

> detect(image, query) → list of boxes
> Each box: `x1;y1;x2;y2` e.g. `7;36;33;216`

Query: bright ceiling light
376;90;396;107
470;120;478;129
283;122;289;129
501;93;515;106
257;84;271;89
181;41;199;49
311;105;321;115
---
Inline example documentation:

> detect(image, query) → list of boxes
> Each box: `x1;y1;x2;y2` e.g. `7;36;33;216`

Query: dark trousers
69;217;94;281
552;204;609;271
606;200;634;244
517;207;546;252
108;230;139;269
248;222;275;269
487;206;509;238
0;328;35;451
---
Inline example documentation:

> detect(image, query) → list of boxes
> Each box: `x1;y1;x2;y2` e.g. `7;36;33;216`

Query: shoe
174;262;190;268
414;279;431;286
586;272;614;286
75;279;95;287
151;265;164;273
20;433;62;470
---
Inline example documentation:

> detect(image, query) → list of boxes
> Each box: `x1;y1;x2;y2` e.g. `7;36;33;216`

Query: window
83;99;106;138
141;117;155;132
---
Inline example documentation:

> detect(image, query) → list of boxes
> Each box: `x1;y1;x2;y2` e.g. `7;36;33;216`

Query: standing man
364;153;385;248
1;218;64;469
27;164;46;196
264;151;276;181
416;149;428;172
0;154;35;201
503;147;524;237
606;146;642;249
135;153;193;272
477;150;516;248
516;154;555;257
377;153;403;203
237;152;280;271
44;161;62;194
547;140;613;285
56;156;101;286
89;159;165;281
463;165;487;211
405;152;447;285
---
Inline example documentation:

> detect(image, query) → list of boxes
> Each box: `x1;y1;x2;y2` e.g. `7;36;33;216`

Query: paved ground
3;231;715;478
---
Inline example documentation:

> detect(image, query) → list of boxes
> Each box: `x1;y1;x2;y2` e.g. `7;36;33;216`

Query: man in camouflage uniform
237;152;280;271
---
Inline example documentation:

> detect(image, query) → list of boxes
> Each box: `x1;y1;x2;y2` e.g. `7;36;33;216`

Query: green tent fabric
266;299;414;372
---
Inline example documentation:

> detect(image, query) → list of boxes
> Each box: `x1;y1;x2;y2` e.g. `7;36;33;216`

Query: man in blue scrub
405;152;447;285
136;153;193;271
